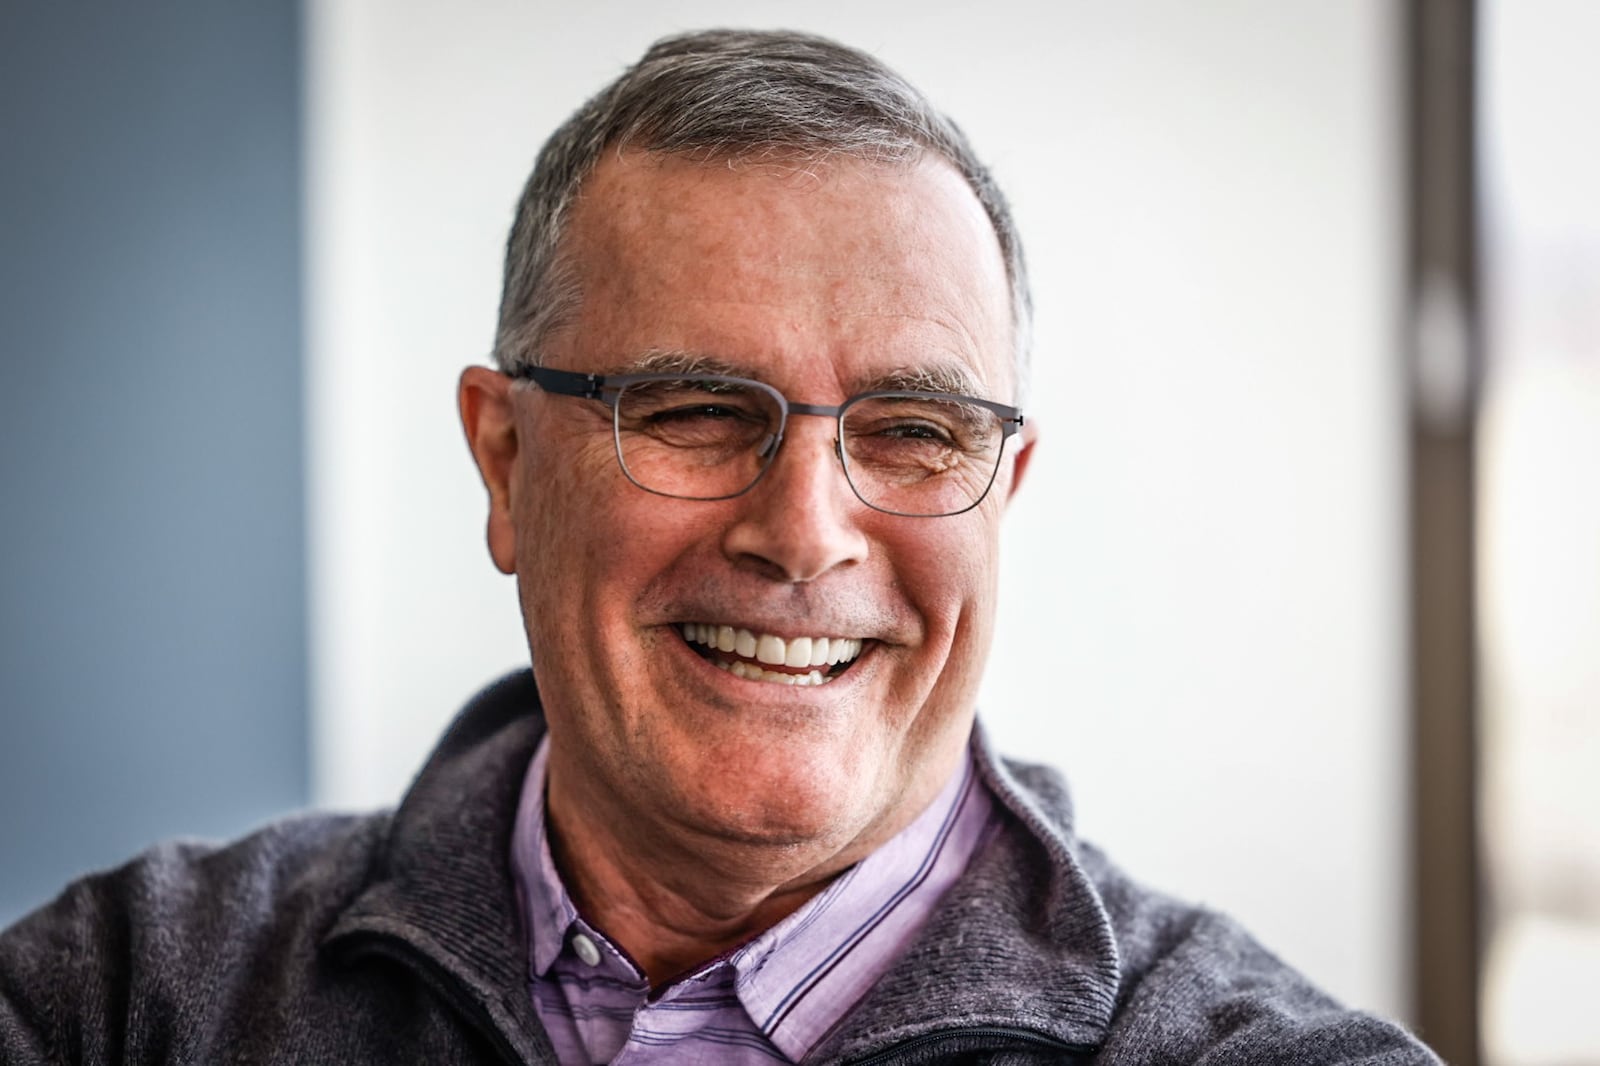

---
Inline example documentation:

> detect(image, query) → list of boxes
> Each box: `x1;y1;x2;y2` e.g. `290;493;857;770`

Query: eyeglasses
511;366;1024;518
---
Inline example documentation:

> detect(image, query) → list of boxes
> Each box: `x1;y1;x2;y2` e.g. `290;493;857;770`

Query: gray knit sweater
0;672;1441;1064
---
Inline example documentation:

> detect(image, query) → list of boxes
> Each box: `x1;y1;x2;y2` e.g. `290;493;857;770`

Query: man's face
470;151;1031;866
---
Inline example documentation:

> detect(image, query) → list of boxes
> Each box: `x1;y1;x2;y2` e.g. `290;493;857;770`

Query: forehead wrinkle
833;306;1005;399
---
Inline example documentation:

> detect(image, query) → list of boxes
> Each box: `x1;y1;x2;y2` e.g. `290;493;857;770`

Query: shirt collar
731;744;993;1058
510;737;586;979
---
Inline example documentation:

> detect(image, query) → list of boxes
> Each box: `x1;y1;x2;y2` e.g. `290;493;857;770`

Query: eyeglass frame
509;364;1026;518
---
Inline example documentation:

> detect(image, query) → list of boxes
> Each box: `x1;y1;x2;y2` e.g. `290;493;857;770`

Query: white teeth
756;634;786;666
682;623;864;684
717;659;830;686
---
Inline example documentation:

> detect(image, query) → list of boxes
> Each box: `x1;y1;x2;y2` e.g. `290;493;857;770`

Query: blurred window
1478;2;1600;1063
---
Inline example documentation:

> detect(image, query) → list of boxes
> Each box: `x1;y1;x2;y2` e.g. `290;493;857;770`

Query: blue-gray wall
0;4;307;925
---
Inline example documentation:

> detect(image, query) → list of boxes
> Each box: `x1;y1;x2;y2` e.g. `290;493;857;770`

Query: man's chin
666;765;890;858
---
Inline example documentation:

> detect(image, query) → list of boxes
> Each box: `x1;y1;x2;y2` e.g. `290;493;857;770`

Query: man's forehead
578;145;925;205
566;149;1002;280
554;151;1016;397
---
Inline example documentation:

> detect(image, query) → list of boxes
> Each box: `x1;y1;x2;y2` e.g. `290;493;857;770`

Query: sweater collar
323;671;1121;1063
806;719;1122;1062
322;671;553;1063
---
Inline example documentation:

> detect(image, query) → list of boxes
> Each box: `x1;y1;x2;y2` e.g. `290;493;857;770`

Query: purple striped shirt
510;735;998;1065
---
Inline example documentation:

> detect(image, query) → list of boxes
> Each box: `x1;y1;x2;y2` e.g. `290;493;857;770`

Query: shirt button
571;932;602;967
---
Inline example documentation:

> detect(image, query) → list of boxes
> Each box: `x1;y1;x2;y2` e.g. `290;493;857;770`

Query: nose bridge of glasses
763;403;845;467
784;400;847;419
746;414;861;530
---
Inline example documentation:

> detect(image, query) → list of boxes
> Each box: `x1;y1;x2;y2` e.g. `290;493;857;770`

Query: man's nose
721;416;870;582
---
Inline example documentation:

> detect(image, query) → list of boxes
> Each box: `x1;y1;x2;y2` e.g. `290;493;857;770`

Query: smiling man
459;143;1025;983
0;29;1439;1066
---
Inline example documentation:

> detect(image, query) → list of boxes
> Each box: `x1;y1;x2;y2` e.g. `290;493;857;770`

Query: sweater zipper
337;931;534;1066
845;1025;1095;1065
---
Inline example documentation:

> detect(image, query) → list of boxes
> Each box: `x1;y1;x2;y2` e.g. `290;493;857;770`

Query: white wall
306;0;1406;1018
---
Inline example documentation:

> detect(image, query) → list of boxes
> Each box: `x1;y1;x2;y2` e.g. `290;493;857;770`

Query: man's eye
624;397;772;453
872;419;955;442
645;403;754;423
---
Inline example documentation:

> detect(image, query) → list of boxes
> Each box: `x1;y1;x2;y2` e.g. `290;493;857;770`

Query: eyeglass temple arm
514;365;606;400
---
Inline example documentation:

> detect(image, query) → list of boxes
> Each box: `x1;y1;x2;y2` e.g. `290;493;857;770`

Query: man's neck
544;814;830;985
541;757;933;986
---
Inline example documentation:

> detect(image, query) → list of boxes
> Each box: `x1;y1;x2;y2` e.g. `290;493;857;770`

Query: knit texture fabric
0;671;1441;1064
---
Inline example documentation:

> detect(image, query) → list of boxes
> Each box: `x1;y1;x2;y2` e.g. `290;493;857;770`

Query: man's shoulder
0;674;546;1064
28;809;387;934
14;806;382;915
983;752;1441;1064
0;810;391;1058
4;809;390;962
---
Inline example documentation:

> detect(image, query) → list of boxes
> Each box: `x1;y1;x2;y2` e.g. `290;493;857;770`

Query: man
1;29;1438;1065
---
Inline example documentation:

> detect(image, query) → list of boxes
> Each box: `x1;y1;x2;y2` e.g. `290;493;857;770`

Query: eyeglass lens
612;377;1007;516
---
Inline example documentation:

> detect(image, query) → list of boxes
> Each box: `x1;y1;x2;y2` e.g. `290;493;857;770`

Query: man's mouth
679;623;865;687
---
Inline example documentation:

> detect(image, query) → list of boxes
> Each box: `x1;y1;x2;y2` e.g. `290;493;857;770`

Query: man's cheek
899;533;991;617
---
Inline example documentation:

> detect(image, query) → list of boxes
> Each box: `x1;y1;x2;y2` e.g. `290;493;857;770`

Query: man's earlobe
458;366;519;574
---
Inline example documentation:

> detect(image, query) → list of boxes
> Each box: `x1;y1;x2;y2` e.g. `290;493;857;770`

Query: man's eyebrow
612;350;748;377
609;350;984;398
862;364;983;397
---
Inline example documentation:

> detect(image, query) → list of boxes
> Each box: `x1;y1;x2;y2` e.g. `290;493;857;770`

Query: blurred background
1;2;1594;1063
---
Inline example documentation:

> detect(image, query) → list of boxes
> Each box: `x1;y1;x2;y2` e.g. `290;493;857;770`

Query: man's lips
679;623;865;687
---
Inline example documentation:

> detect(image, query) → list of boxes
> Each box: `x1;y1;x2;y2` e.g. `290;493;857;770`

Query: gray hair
492;29;1032;399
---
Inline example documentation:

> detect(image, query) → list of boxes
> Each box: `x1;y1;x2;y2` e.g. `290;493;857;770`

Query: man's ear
458;366;519;575
1005;420;1038;504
